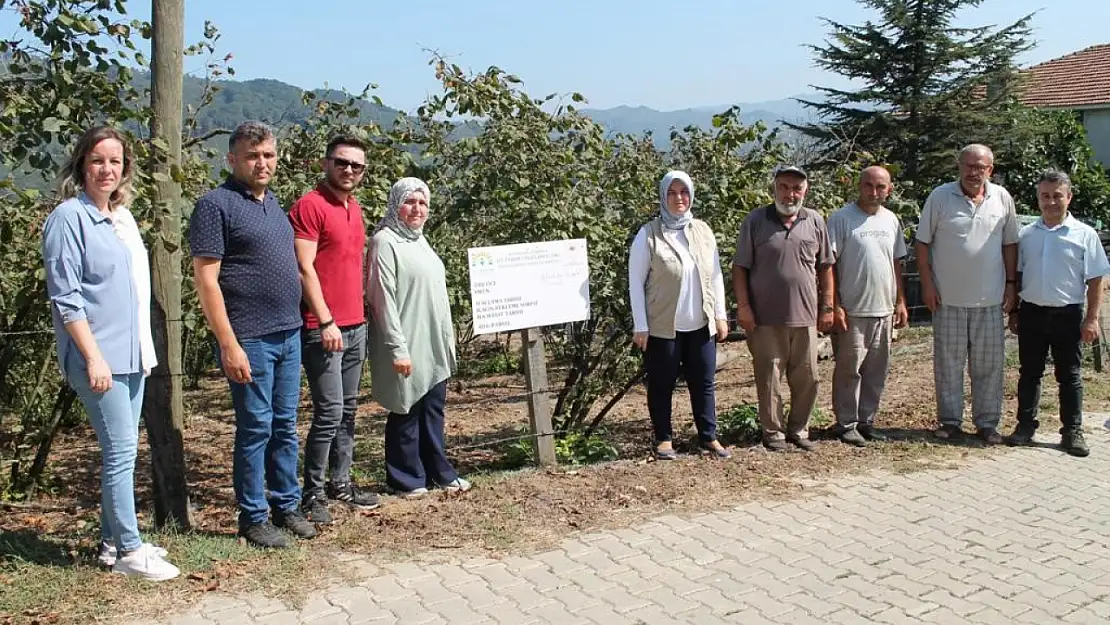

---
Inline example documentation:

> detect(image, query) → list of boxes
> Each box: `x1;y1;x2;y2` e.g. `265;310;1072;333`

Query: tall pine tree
791;0;1033;199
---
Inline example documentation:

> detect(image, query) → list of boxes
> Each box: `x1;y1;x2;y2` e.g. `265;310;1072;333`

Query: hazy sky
2;0;1107;112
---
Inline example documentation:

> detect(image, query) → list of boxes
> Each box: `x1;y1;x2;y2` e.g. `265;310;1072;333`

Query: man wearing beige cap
732;165;835;451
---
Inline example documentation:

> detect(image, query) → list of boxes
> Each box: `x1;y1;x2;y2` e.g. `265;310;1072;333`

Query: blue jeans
66;353;145;552
218;328;302;527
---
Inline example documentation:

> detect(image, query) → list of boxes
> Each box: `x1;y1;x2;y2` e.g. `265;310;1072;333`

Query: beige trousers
746;325;819;440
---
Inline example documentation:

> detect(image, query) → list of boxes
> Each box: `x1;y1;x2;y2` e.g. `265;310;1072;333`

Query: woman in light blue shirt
42;126;178;581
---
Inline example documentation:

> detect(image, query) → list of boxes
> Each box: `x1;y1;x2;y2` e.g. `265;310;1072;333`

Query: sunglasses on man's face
329;157;366;173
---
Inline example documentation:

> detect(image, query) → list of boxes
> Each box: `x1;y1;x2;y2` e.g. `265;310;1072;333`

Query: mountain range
1;57;818;155
581;96;818;143
174;74;817;149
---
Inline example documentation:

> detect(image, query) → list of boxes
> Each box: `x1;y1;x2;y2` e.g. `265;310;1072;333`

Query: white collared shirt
1018;214;1110;307
111;208;157;372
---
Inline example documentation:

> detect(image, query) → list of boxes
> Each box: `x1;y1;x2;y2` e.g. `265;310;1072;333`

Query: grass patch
350;434;387;485
810;407;834;429
503;429;619;467
0;526;319;623
897;325;934;342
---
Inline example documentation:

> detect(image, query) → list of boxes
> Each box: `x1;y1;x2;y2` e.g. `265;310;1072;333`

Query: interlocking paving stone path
139;423;1110;625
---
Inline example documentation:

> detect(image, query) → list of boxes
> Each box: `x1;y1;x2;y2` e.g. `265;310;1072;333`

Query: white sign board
468;239;591;335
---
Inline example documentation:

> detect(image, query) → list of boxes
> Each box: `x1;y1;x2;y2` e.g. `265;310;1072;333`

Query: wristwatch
820;305;835;313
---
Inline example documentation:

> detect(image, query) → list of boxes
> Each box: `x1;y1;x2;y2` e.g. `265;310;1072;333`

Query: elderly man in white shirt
1006;170;1109;457
914;144;1019;444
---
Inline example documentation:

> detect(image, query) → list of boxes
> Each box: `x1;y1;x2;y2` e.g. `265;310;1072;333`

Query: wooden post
520;328;556;467
1096;292;1109;373
144;0;193;530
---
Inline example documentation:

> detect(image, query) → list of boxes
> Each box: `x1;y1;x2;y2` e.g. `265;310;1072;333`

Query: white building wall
1085;108;1110;168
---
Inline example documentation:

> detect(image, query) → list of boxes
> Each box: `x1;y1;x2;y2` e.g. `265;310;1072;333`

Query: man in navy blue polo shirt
1007;170;1109;457
189;121;317;548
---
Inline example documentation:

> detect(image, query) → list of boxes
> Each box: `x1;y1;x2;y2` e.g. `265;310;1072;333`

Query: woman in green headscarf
365;177;469;497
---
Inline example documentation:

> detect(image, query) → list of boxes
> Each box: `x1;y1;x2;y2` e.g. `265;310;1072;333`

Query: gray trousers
932;305;1005;430
832;316;893;429
302;323;367;498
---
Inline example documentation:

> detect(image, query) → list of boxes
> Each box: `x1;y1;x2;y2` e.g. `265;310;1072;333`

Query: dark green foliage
991;107;1110;224
790;0;1034;199
716;404;761;445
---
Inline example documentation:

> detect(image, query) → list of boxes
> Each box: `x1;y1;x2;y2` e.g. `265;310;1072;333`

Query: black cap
772;164;808;180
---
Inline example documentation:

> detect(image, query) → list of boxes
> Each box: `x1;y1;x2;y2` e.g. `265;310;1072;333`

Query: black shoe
839;428;867;447
239;521;291;549
1006;425;1037;446
934;424;965;441
302;493;333;525
787;436;817;452
1061;430;1090;457
273;507;318;539
857;424;886;442
763;437;788;452
327;481;381;510
976;427;1004;445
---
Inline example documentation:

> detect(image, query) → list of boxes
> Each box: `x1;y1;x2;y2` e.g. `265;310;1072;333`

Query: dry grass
3;325;1107;624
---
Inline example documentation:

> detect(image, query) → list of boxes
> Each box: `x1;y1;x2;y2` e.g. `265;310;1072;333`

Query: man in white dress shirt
1007;170;1109;457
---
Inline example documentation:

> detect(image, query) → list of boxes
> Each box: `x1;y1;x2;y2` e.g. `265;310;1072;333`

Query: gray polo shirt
733;205;833;327
915;181;1019;308
828;203;907;317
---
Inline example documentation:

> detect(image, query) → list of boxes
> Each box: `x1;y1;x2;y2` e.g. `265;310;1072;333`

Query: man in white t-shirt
914;144;1019;444
828;166;908;446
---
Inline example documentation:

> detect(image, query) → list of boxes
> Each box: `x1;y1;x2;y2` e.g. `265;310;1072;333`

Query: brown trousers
746;325;819;440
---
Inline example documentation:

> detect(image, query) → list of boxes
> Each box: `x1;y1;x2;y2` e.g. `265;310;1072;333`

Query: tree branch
183;127;230;148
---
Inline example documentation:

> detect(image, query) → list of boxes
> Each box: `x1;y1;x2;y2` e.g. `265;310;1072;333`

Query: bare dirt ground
4;326;1108;624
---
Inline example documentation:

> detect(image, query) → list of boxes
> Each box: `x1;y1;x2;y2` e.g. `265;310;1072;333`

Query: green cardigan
365;227;457;414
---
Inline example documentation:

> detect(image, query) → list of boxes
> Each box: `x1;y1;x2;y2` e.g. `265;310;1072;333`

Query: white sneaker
439;477;472;493
399;487;429;499
112;543;180;581
98;541;168;568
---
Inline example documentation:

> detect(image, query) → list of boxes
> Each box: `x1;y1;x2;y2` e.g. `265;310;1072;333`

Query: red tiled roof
1018;44;1110;109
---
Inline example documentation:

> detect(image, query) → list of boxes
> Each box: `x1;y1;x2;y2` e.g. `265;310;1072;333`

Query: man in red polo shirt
289;135;379;522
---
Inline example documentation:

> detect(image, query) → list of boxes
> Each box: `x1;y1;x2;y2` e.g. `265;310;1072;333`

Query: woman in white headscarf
365;177;469;497
628;170;731;459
